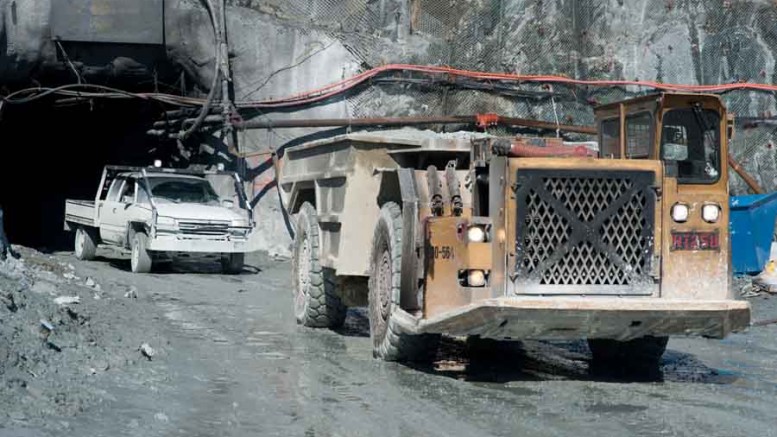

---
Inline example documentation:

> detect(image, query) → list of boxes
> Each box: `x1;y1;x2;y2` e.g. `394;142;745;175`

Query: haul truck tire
221;253;245;274
588;336;668;375
74;227;97;261
131;232;153;274
369;202;440;362
292;202;347;328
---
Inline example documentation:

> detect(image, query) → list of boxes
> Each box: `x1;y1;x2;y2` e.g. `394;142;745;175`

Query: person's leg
0;206;19;260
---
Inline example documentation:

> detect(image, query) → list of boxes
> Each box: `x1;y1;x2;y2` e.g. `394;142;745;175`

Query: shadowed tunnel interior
0;100;173;250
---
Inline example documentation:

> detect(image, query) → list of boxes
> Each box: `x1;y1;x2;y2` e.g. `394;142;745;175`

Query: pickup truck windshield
661;107;721;184
145;177;221;205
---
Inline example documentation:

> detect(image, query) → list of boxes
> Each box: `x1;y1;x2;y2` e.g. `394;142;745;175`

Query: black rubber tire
74;227;97;261
221;253;245;274
369;202;440;362
130;232;153;274
292;202;347;328
588;336;668;375
465;336;509;358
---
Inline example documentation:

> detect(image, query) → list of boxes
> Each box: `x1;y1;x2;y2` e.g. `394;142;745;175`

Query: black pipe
445;161;463;216
160;114;597;135
235;115;596;134
426;166;444;216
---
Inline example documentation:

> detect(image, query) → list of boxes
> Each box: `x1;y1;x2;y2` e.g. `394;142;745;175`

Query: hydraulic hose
179;0;222;140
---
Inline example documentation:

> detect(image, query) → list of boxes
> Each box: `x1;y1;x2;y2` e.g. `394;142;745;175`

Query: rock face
0;0;53;81
2;0;777;253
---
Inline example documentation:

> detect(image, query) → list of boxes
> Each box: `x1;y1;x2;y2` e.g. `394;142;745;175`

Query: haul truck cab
281;93;750;367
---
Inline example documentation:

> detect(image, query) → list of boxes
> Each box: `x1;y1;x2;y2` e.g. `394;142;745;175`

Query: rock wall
3;0;777;254
213;0;777;253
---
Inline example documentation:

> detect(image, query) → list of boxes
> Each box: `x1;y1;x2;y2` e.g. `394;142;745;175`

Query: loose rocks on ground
0;247;161;427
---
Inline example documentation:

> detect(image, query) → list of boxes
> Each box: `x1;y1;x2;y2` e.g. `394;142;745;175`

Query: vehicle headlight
157;216;176;227
671;203;689;223
702;204;721;223
467;225;487;243
466;270;487;287
229;228;249;237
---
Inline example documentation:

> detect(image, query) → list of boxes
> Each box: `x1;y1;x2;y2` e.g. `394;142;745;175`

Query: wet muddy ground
2;248;777;436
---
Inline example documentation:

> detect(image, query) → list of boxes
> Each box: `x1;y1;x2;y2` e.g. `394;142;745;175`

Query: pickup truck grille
177;220;231;236
513;169;657;295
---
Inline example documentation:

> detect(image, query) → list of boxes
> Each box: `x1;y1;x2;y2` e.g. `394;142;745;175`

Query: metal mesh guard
514;169;656;294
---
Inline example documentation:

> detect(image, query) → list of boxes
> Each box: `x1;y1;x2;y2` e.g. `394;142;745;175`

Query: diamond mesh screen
514;169;656;295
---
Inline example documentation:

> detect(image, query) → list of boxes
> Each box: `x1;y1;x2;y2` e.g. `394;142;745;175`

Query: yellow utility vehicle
280;93;750;367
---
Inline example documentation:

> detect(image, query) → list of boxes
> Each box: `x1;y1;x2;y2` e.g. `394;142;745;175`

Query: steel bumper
394;297;751;341
148;235;251;253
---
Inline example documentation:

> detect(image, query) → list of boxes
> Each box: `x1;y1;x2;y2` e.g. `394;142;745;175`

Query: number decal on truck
432;246;455;260
671;231;720;251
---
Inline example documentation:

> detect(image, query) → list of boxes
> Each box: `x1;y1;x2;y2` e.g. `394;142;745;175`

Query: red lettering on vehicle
672;234;683;249
699;233;709;249
671;231;720;251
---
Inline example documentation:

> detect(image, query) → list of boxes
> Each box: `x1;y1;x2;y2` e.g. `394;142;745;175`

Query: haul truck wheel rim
378;251;391;321
294;233;311;320
371;248;392;346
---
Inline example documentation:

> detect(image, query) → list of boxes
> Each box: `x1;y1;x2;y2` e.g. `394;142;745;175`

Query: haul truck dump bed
279;93;750;367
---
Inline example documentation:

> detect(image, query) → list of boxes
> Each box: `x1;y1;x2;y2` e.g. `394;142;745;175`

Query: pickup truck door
99;178;131;244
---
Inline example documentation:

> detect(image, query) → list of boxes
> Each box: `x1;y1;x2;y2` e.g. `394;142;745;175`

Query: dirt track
2;247;777;437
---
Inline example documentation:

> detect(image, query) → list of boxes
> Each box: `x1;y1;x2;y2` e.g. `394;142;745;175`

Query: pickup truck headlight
157;216;176;227
229;228;250;237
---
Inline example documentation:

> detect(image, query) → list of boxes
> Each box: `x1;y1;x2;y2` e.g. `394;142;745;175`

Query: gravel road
2;247;777;437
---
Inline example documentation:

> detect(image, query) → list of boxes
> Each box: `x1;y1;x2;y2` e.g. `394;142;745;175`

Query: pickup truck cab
65;165;254;273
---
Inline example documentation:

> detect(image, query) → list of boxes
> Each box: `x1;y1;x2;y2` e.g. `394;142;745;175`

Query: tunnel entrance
0;100;175;251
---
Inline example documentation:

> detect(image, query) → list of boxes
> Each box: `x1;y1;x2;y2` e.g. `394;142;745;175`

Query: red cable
235;63;777;109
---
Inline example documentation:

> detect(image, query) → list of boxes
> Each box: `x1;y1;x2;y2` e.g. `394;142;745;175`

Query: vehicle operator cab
594;92;727;187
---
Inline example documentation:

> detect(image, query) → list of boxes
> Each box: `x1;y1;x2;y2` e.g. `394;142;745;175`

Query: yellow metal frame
423;93;734;319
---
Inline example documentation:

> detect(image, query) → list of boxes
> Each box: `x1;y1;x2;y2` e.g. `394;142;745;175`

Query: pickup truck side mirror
221;199;235;208
122;195;133;204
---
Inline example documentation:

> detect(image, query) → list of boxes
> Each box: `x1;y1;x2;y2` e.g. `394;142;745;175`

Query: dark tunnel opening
0;100;175;251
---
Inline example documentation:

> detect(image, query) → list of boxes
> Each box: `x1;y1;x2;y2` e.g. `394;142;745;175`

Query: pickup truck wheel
292;202;346;328
221;253;244;274
74;227;97;261
131;233;153;274
369;202;440;362
588;336;668;376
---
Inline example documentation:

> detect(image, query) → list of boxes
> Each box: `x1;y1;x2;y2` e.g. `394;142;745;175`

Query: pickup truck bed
64;200;97;229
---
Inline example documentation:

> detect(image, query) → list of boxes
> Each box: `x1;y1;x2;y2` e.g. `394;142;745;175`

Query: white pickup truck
64;165;254;273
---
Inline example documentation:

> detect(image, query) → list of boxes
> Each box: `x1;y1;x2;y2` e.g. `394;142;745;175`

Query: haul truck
279;93;750;366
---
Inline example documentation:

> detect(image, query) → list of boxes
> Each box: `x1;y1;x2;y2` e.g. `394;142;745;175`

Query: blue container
729;192;777;274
